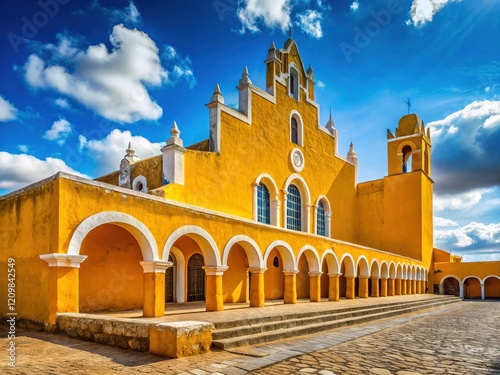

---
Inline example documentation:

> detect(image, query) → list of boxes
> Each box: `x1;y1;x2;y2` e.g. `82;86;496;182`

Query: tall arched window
291;117;298;144
289;66;299;100
317;201;326;236
287;184;302;231
402;145;412;173
257;183;270;224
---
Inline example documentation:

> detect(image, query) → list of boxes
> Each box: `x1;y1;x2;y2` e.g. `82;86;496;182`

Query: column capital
248;267;267;274
203;265;229;276
308;271;323;277
371;276;381;280
328;272;342;277
283;270;299;276
140;260;173;273
358;275;370;279
40;253;87;268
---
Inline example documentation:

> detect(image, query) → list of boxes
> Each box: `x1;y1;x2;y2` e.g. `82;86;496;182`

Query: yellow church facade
1;38;498;329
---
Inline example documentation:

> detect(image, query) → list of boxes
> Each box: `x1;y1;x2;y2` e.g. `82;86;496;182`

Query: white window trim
132;175;148;193
290;110;304;147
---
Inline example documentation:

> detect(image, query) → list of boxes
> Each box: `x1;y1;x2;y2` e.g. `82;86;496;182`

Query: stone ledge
150;321;213;358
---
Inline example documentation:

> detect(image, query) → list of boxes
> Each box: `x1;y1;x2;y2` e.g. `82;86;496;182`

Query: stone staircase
212;296;460;349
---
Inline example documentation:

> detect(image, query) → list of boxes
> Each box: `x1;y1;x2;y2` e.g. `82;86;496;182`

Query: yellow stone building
1;38;499;329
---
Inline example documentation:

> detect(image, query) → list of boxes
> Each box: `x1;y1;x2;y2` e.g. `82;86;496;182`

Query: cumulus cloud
0;152;88;192
0;95;18;122
162;45;196;89
428;100;500;195
434;188;493;212
406;0;459;27
93;0;142;25
434;216;459;227
55;98;70;108
435;222;500;252
43;119;72;145
18;145;28;153
237;0;292;33
78;129;162;176
350;1;359;12
24;24;167;123
297;10;323;39
317;80;325;88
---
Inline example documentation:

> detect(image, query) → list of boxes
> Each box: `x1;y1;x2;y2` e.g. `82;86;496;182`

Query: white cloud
18;145;28;153
428;100;500;194
55;98;70;108
93;0;142;25
406;0;459;27
0;95;18;122
45;34;79;59
350;1;359;12
434;188;492;211
24;25;167;123
162;45;196;89
297;10;323;39
434;216;459;227
435;222;500;249
0;152;88;192
78;129;162;176
317;80;325;88
237;0;292;33
43;119;72;145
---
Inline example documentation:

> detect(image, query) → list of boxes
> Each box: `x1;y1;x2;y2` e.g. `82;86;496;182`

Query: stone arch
283;173;311;204
168;246;186;303
482;275;500;283
162;225;220;267
264;240;296;272
396;263;403;279
389;261;396;279
283;174;311;232
370;259;380;278
222;235;264;269
380;261;389;279
356;256;370;277
441;274;461;296
253;173;280;226
321;249;340;274
67;211;159;261
297;245;321;272
340;253;356;277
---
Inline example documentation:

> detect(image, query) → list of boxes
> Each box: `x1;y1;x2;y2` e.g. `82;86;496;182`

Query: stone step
212;297;460;350
213;295;456;330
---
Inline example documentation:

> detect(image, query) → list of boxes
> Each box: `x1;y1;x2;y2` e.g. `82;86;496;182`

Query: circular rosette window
290;148;305;173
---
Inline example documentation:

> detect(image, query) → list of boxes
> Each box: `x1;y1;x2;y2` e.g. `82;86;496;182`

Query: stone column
388;278;396;296
359;276;369;298
40;254;87;326
371;277;380;297
380;278;388;297
402;279;407;295
309;271;322;302
412;279;417;295
141;261;172;317
203;266;228;312
284;271;298;304
459;283;464;299
481;283;485;300
345;276;355;299
395;278;402;295
328;273;341;301
249;268;266;307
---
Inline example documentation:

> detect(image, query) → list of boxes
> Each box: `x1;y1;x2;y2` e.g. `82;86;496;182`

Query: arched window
291;117;298;144
287;184;302;231
289;66;299;100
317;201;326;236
402;145;412;173
257;183;270;224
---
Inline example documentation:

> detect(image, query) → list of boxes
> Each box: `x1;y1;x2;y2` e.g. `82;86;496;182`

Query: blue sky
0;0;499;261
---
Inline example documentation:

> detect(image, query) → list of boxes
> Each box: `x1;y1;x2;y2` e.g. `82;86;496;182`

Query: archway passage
265;249;285;300
484;277;500;299
187;253;205;302
463;277;481;299
222;244;249;303
79;224;144;312
443;277;460;296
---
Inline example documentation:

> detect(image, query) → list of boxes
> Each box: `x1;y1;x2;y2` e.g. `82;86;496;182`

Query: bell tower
387;113;432;176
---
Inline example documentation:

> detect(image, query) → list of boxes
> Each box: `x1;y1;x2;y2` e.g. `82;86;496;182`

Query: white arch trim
340;253;356;277
67;211;159;261
440;274;462;285
482;275;500;283
264;240;296;272
255;173;279;198
321;249;340;275
389;261;397;279
370;258;381;278
253;173;280;226
222;235;264;269
169;246;186;303
283;173;311;204
380;261;389;279
297;245;321;272
162;225;221;267
314;195;332;237
356;255;370;277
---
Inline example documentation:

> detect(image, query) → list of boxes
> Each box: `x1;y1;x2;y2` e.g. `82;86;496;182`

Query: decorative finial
269;41;276;51
170;121;180;137
325;110;335;135
347;142;357;158
405;98;411;115
211;83;224;104
126;141;134;155
239;66;252;85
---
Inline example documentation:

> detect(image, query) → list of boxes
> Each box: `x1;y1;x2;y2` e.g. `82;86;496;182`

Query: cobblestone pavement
1;301;499;374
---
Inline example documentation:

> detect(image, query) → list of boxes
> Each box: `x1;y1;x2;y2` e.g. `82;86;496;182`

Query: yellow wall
223;244;249;303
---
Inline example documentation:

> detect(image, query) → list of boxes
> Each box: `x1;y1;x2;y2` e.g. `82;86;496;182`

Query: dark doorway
187;253;205;302
165;255;175;303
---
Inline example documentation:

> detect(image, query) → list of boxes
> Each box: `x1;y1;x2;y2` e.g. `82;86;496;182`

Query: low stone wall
56;314;213;358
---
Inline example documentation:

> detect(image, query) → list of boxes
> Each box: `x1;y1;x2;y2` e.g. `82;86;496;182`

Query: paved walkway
1;300;499;374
